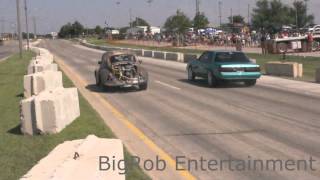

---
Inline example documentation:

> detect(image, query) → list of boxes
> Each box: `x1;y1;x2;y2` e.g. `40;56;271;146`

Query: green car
187;51;261;87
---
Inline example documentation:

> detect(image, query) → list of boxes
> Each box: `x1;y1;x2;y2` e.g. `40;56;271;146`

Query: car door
198;52;212;77
193;52;209;77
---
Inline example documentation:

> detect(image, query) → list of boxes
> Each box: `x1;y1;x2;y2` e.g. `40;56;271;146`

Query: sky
0;0;320;34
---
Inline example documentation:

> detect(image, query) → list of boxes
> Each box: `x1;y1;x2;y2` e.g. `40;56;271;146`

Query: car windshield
215;52;250;63
110;54;136;63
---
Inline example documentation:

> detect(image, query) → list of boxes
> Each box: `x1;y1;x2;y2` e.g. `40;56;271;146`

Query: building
126;26;161;35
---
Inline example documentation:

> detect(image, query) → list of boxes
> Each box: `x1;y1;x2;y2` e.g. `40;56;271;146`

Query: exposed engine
111;62;138;81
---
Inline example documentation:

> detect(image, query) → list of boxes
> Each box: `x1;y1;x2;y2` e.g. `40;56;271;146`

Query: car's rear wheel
244;79;257;86
139;82;148;90
187;67;195;81
207;71;218;87
95;71;101;86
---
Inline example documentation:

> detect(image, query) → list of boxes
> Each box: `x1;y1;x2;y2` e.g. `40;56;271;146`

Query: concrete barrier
35;88;80;134
20;88;80;135
133;49;143;56
21;135;125;180
27;62;58;74
143;50;153;57
250;59;257;63
20;97;37;135
265;61;303;78
183;53;198;63
153;51;165;59
316;68;320;83
24;71;63;98
165;52;179;61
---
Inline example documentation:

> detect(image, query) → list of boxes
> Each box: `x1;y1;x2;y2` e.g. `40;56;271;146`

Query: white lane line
155;80;181;90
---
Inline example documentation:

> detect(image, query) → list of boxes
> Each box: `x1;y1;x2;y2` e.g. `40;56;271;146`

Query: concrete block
265;61;303;78
133;49;143;56
183;54;198;63
316;68;320;83
24;71;63;98
21;135;125;180
153;51;165;59
177;53;185;62
27;61;58;74
165;52;179;61
20;88;80;135
250;59;257;63
20;97;37;135
35;88;80;134
143;50;153;57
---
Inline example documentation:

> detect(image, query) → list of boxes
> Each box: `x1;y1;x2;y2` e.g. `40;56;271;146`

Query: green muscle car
187;51;261;87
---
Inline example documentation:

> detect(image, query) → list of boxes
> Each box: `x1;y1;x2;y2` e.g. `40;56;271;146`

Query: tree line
58;0;314;38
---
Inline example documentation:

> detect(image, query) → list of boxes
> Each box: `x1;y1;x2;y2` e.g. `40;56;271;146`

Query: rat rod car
95;51;148;90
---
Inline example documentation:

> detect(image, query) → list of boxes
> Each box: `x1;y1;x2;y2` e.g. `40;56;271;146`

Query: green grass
86;38;320;81
0;51;149;180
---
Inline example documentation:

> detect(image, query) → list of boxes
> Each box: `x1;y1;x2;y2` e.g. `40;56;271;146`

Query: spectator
260;33;267;55
307;32;314;52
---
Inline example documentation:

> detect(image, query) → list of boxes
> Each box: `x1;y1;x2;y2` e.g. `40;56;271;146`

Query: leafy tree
94;25;103;35
193;13;209;30
58;21;84;38
228;15;245;24
71;21;84;36
131;17;149;27
164;10;192;34
119;26;130;34
58;23;72;38
290;0;314;28
252;0;293;33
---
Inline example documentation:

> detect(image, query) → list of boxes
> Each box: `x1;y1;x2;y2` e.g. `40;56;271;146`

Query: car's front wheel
244;80;257;86
207;71;218;87
95;71;101;86
187;67;195;81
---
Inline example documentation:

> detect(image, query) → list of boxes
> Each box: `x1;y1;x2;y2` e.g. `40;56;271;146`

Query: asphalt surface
0;40;19;61
39;39;320;180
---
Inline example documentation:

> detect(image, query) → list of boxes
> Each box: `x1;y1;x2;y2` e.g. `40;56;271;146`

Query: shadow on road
85;84;143;94
178;79;250;89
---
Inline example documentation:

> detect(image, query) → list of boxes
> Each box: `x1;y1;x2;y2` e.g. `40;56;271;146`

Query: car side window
199;52;209;63
199;52;212;63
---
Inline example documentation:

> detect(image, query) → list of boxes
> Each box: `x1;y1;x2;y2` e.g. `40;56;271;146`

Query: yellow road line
54;56;196;180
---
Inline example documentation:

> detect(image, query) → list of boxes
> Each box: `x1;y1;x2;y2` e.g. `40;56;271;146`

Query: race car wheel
244;80;257;86
187;67;195;81
95;71;101;86
139;82;148;90
207;71;218;87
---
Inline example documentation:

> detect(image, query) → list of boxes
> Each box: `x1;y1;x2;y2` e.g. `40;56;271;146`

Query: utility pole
195;0;200;15
0;17;4;38
33;16;37;39
16;0;23;58
231;8;233;24
247;4;250;25
24;0;30;50
218;1;222;27
129;8;132;28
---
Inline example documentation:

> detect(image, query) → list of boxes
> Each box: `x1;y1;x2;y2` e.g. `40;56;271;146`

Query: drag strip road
0;41;19;61
39;40;320;180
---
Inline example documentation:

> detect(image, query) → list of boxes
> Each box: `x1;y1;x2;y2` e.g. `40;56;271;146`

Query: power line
218;1;222;27
24;0;30;50
195;0;200;15
16;0;23;58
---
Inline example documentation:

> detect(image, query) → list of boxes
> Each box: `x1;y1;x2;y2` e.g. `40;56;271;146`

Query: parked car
0;39;3;46
187;51;261;87
95;51;148;90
